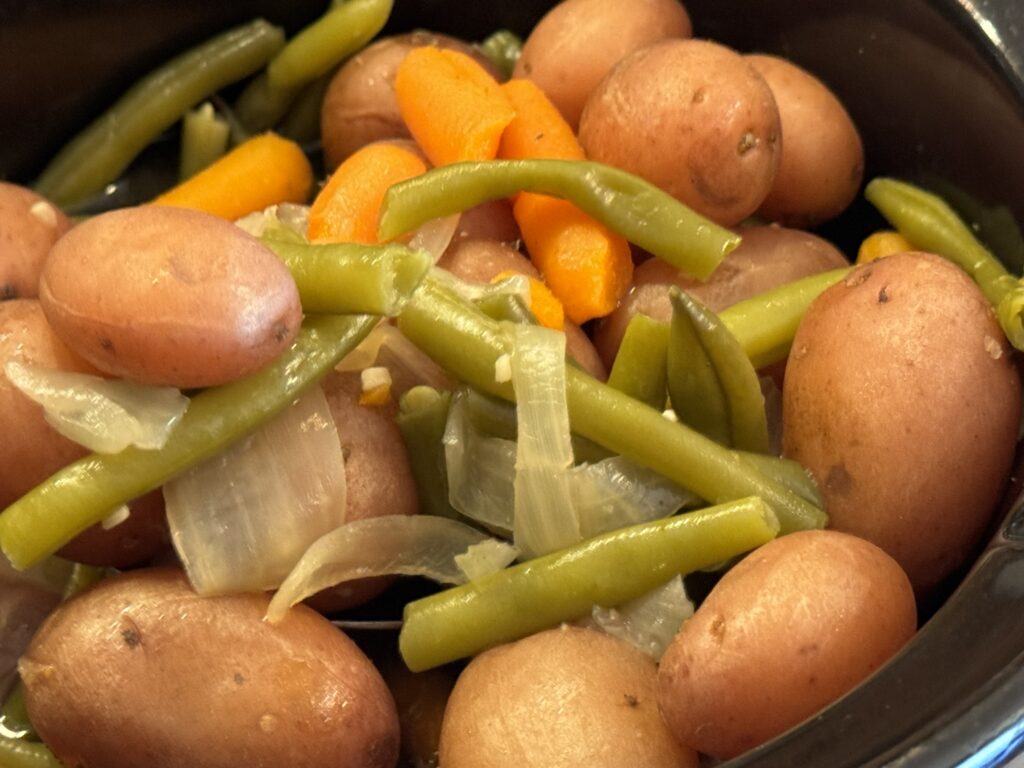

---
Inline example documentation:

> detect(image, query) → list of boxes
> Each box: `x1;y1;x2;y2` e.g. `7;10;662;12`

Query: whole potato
783;252;1021;593
513;0;692;130
20;568;400;768
0;182;72;299
593;225;849;368
658;529;917;760
579;38;781;226
748;54;864;227
39;205;302;388
439;625;698;768
321;32;500;170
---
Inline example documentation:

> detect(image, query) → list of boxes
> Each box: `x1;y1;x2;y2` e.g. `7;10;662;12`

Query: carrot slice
498;79;632;324
152;132;312;220
394;47;515;167
493;269;565;331
308;142;427;244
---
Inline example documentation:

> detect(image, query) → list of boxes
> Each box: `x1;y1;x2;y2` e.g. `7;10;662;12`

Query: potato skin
514;0;692;130
39;205;302;388
748;54;864;227
579;38;781;226
20;568;400;768
782;252;1021;593
0;182;72;299
439;625;697;768
657;530;916;760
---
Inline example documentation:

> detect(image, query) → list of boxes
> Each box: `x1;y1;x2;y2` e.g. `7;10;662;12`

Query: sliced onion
407;213;460;263
337;322;453;397
266;515;498;623
588;575;694;660
455;538;519;581
235;202;310;240
164;384;346;595
429;265;531;306
4;360;189;453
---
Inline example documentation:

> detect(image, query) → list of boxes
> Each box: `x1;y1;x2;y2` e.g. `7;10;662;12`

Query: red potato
0;182;72;299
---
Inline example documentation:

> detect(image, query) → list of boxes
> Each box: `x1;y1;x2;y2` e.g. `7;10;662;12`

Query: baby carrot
152;132;312;220
307;142;427;244
498;79;633;324
394;47;515;167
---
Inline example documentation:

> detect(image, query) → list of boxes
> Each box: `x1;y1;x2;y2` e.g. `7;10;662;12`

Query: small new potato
439;625;698;768
0;182;72;299
579;38;781;226
783;252;1022;593
658;529;917;760
39;205;302;388
513;0;693;129
20;568;400;768
748;54;864;227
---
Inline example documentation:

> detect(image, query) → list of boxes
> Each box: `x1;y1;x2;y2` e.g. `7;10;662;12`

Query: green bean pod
477;29;523;79
606;314;670;410
278;73;334;144
1;682;33;741
396;387;460;521
0;314;377;570
34;19;285;206
399;496;779;671
379;159;741;280
735;452;823;507
178;102;230;180
0;737;60;768
865;177;1024;350
232;73;301;136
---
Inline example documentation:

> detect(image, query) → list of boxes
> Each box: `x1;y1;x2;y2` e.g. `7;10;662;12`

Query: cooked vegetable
0;183;72;300
34;19;285;207
606;313;669;409
477;29;523;79
396;386;458;520
0;737;60;768
857;230;913;264
177;102;230;180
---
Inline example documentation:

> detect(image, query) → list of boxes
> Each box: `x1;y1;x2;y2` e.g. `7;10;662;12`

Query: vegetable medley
1;0;1023;766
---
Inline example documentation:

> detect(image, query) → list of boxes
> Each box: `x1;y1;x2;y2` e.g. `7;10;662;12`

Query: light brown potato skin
440;625;698;768
321;32;500;170
39;206;302;388
514;0;692;130
0;182;72;300
438;238;607;379
783;252;1021;593
20;568;400;768
658;530;917;760
748;54;864;227
594;225;848;368
579;38;781;226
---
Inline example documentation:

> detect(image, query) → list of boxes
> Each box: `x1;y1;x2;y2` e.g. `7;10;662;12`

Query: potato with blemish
0;182;72;300
439;625;697;768
514;0;692;130
579;38;781;226
783;252;1021;594
20;568;400;768
39;205;302;388
658;530;916;760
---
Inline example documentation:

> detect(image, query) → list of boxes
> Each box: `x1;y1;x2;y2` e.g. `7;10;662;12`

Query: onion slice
588;575;694;660
407;213;460;263
266;515;501;623
164;384;346;595
4;360;188;453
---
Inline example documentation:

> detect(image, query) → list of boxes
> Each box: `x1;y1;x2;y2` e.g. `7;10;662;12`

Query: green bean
379;159;741;280
607;314;669;409
178;102;230;180
865;177;1024;350
262;238;431;315
0;314;377;570
396;387;460;521
0;737;60;768
232;73;301;136
279;73;334;144
61;563;108;600
34;19;285;206
1;682;33;741
397;276;827;533
399;496;778;670
474;293;537;325
720;267;851;369
736;452;823;507
671;289;770;453
478;29;523;79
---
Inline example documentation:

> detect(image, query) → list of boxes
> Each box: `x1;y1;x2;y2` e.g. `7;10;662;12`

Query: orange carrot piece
394;47;515;167
493;269;565;331
308;142;427;244
498;79;632;324
152;132;312;220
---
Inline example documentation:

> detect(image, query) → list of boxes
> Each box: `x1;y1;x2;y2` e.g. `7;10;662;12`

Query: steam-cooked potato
783;252;1022;593
439;625;698;768
20;568;400;768
0;182;72;300
658;529;916;760
513;0;692;130
579;38;781;226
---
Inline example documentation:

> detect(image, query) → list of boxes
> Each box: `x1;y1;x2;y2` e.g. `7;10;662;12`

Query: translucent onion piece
337;322;453;397
4;360;189;453
455;538;519;581
407;213;460;263
266;515;497;623
510;323;580;558
235;202;310;240
429;265;530;306
165;385;346;595
588;575;694;660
